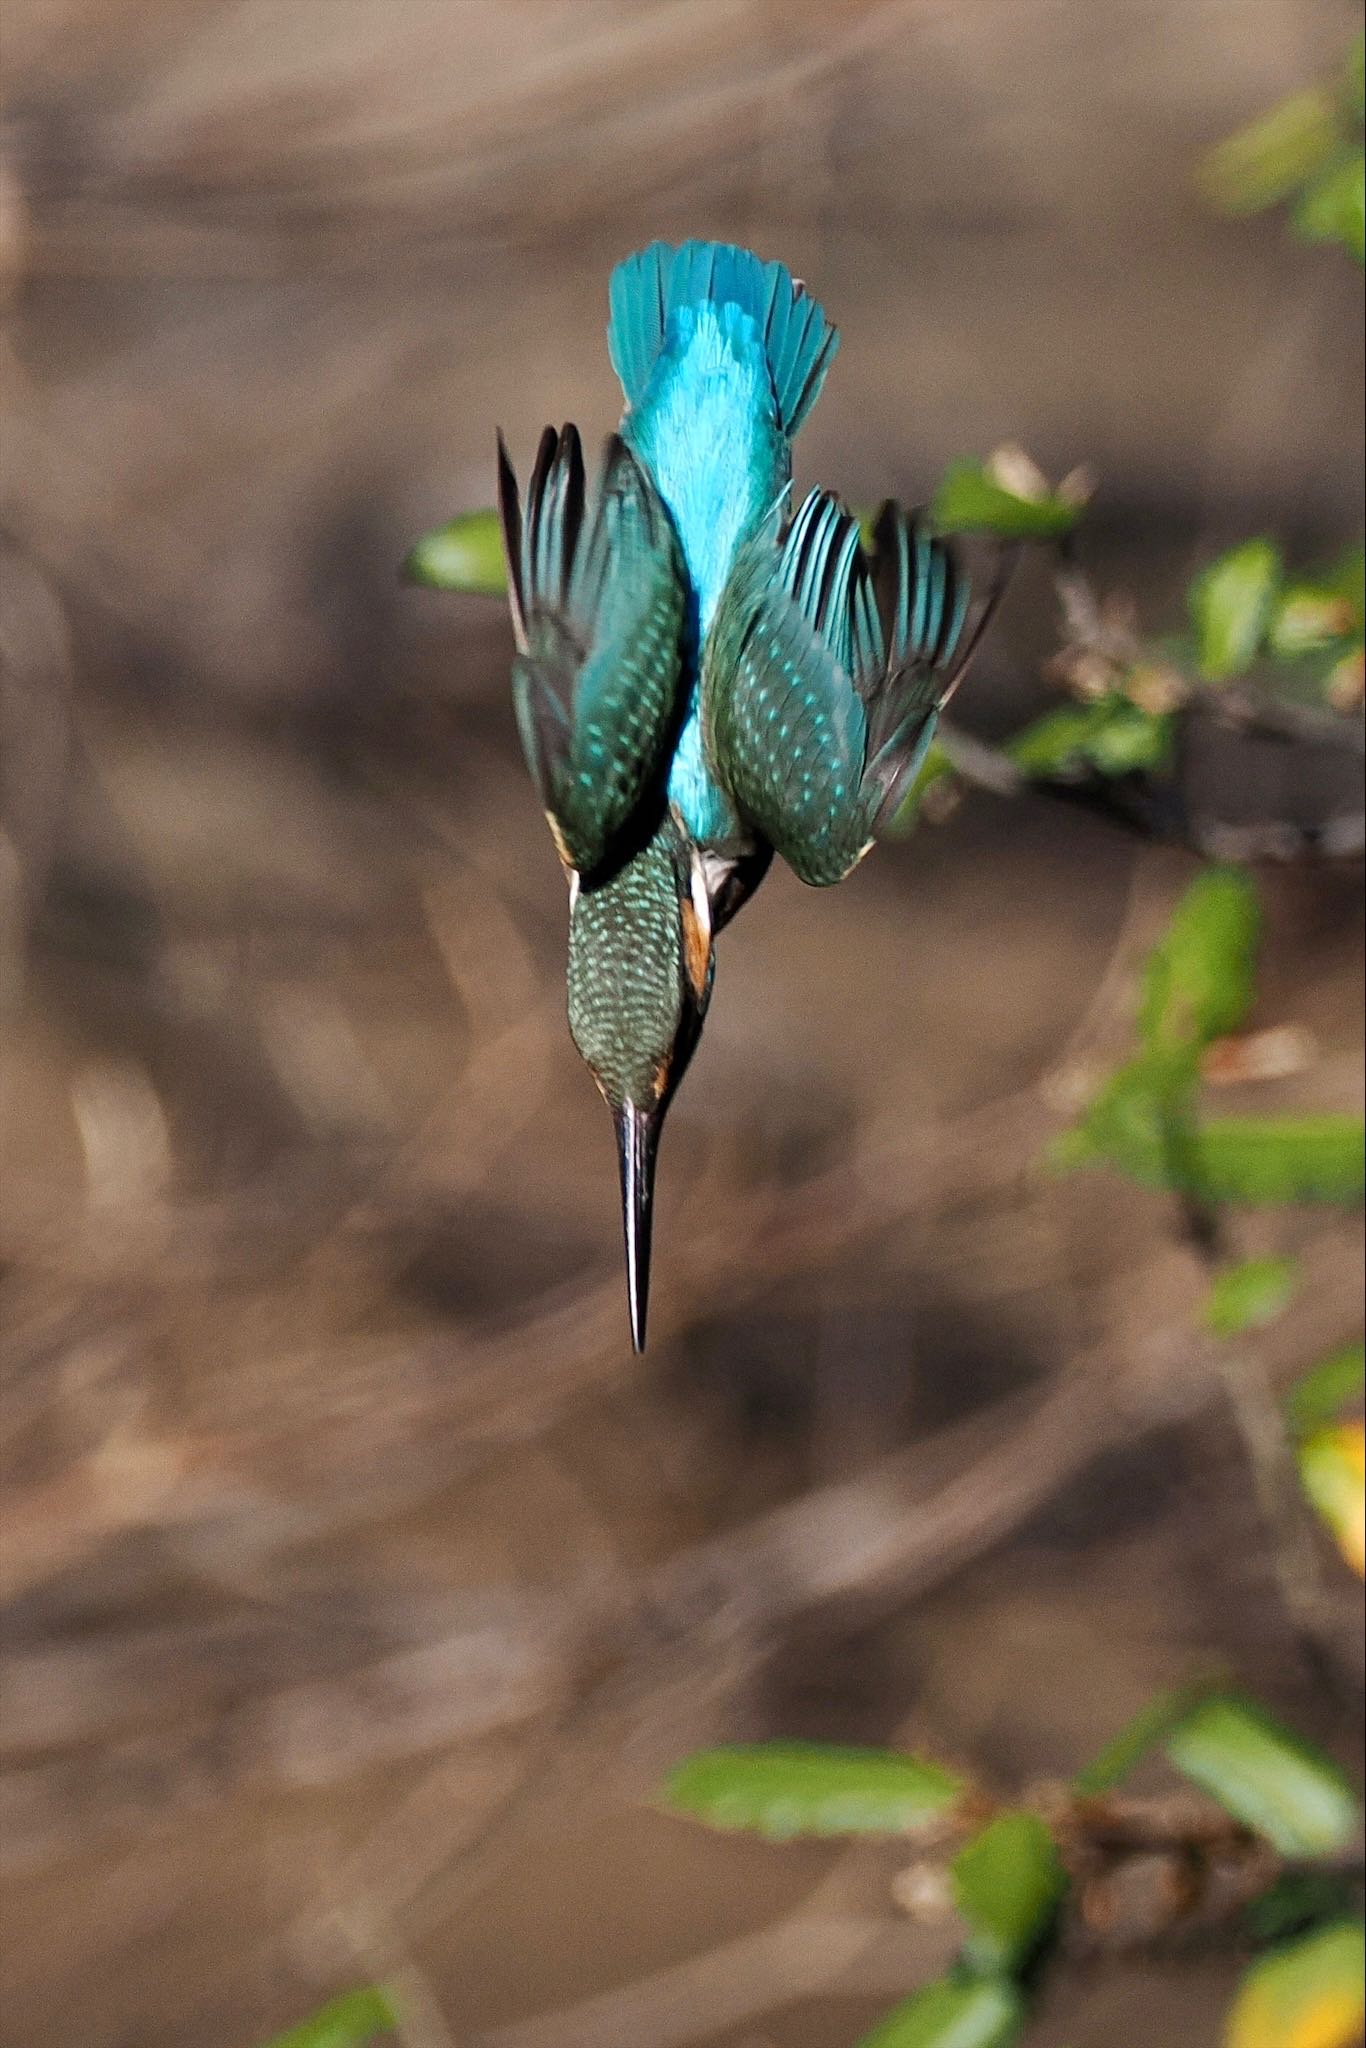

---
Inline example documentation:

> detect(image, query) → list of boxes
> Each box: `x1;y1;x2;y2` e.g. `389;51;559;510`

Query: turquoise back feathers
609;241;839;848
608;241;838;436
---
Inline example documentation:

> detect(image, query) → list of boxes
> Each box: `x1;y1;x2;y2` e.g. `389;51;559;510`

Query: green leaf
1165;1695;1361;1857
1063;1091;1366;1205
1293;147;1366;263
1005;697;1171;780
1191;1116;1365;1205
1244;1869;1362;1947
856;1975;1025;2048
1005;705;1107;778
930;461;1081;541
1084;704;1172;775
1268;581;1360;658
1049;1048;1198;1187
1225;1920;1366;2048
402;508;507;594
661;1743;965;1841
1202;89;1342;213
260;1989;399;2048
1189;541;1283;682
1203;1256;1300;1339
1138;865;1261;1053
1327;542;1365;623
1286;1342;1366;1437
1075;1682;1221;1794
951;1813;1066;1971
1299;1422;1365;1577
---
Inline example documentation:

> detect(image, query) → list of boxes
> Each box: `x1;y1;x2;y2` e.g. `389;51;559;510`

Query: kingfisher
495;241;1002;1350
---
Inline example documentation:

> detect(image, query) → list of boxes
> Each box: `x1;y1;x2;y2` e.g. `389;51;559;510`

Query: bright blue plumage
606;240;838;847
607;241;837;436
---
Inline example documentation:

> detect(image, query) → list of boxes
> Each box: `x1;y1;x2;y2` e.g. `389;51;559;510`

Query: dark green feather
566;809;713;1353
498;425;687;877
704;493;991;884
704;517;868;887
566;821;698;1107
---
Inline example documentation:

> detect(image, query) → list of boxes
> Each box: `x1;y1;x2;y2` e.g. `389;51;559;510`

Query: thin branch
1212;685;1366;756
936;720;1024;797
473;1882;900;2048
1174;1194;1340;1687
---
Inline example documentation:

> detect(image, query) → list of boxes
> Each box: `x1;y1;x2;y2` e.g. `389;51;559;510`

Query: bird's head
566;815;714;1352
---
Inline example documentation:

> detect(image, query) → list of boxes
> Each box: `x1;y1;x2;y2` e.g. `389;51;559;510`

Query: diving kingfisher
496;241;1003;1351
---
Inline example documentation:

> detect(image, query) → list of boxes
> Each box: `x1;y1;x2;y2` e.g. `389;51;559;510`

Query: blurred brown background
1;3;1363;2045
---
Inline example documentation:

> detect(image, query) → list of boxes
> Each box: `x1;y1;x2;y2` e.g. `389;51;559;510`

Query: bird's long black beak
614;1100;660;1354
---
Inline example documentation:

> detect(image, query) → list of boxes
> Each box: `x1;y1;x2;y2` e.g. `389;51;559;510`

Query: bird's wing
854;498;974;830
702;491;873;886
861;504;1014;828
498;425;688;877
705;491;1005;883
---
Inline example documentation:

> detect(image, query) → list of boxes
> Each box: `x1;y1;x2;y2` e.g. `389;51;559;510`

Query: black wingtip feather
560;425;586;601
938;540;1016;708
495;430;527;646
869;499;909;667
527;424;558;515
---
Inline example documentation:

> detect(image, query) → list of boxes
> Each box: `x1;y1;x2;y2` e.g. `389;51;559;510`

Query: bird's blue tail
607;240;838;439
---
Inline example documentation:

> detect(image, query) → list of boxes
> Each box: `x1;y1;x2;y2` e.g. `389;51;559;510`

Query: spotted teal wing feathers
704;492;999;886
497;424;688;878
